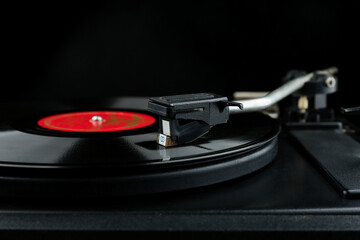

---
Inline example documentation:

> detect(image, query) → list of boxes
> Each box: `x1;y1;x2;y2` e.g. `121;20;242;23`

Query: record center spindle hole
90;115;105;123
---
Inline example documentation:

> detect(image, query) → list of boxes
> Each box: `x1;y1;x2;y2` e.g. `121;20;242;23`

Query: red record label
37;111;156;132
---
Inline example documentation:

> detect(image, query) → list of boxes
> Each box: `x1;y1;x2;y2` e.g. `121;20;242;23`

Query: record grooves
0;98;280;197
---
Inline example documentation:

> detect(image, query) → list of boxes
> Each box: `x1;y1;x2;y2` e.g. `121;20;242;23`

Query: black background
3;1;359;110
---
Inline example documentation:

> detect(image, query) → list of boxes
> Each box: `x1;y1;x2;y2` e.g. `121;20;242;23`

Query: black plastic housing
148;93;231;125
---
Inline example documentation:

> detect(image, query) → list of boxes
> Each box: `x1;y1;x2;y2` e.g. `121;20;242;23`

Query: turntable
0;67;359;238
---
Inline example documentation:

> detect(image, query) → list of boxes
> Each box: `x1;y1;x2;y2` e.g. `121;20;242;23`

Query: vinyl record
0;97;280;197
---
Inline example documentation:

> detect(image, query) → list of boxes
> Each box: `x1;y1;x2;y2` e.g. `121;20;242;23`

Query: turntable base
0;135;359;238
0;98;359;238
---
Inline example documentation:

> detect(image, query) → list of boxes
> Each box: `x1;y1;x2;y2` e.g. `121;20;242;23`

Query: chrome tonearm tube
148;67;338;146
229;67;338;114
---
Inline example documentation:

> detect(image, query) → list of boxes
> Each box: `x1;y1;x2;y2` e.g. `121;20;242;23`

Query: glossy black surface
291;129;360;198
0;98;279;197
1;98;359;236
0;135;359;235
1;98;279;167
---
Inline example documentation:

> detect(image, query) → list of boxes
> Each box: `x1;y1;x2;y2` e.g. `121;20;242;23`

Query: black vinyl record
0;97;280;197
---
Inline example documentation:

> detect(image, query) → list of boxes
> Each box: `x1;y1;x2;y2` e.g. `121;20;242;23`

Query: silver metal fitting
325;76;336;88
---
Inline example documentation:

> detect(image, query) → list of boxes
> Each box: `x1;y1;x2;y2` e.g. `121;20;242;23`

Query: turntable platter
0;98;280;197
